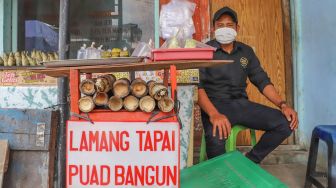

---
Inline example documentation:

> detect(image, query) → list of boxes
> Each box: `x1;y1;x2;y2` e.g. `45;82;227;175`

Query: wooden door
211;0;292;145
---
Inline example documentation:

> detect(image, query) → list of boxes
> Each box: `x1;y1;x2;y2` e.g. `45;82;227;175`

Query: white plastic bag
131;39;154;58
161;37;216;49
85;42;97;59
160;0;196;40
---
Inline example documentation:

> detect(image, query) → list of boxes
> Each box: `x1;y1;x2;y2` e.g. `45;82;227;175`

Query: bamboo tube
158;97;175;113
147;80;156;91
78;96;95;113
113;78;130;98
106;74;116;86
93;92;109;106
95;76;110;93
131;78;148;98
96;74;116;93
108;96;123;111
80;79;96;95
139;96;156;113
123;95;139;112
105;75;116;91
148;81;168;101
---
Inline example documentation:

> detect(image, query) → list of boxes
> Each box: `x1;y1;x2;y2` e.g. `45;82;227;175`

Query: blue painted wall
0;86;57;109
292;0;336;160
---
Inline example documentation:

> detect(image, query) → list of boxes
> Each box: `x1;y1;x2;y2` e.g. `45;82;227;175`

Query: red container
152;48;215;61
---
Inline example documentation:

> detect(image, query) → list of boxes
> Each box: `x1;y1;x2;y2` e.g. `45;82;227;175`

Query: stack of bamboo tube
78;75;174;113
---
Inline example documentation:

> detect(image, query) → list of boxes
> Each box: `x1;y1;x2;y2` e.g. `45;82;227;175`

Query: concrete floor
261;164;307;188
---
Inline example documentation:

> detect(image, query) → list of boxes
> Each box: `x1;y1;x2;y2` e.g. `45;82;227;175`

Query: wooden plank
193;104;203;164
281;0;295;145
48;110;57;188
0;140;9;188
281;0;293;108
0;109;59;151
36;69;70;77
33;60;233;78
0;66;45;70
44;57;144;68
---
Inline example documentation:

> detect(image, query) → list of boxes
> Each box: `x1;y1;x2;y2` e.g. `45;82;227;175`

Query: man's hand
209;113;231;140
198;89;231;139
281;105;298;130
261;85;299;130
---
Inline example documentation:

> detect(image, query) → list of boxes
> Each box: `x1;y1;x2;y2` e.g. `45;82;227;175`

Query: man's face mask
215;27;237;44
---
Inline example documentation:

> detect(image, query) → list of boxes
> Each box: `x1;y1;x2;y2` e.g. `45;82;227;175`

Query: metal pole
55;0;69;187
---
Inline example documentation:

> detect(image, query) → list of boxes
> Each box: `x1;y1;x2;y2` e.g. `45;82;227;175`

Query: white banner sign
66;121;180;188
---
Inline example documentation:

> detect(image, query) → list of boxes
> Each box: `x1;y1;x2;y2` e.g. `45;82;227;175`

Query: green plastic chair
199;124;257;162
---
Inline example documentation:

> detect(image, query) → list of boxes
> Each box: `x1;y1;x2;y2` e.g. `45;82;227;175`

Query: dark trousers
201;98;292;163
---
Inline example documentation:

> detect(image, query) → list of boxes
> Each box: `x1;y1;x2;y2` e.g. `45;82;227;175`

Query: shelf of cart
0;66;45;70
72;110;178;122
30;59;233;78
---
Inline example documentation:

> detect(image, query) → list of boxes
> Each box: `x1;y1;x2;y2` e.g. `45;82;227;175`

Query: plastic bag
85;42;100;59
131;39;154;58
161;37;216;49
77;44;87;59
160;0;196;40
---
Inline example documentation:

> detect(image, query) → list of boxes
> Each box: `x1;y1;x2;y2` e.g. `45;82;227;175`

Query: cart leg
70;69;80;120
170;65;177;100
